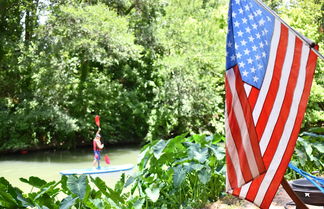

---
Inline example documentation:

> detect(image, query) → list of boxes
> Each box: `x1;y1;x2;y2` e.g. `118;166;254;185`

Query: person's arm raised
96;140;104;149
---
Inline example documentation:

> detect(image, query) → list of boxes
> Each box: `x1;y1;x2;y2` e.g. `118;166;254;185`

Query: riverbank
0;146;140;193
0;141;141;155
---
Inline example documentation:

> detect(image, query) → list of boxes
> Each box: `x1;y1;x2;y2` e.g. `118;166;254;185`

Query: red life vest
93;139;102;151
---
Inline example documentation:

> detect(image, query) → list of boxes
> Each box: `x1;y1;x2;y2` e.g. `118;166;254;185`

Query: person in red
93;127;104;169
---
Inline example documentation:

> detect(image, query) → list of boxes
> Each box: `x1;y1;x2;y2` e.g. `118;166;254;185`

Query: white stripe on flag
226;166;231;192
259;31;296;155
254;44;310;205
253;19;281;124
225;87;246;187
244;83;252;97
226;69;260;178
239;20;284;200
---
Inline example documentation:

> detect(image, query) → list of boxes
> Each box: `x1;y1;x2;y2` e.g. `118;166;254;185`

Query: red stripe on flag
225;75;254;182
225;0;319;207
242;25;294;204
226;147;239;189
262;38;302;167
248;87;259;113
244;34;301;203
245;175;264;202
259;47;318;208
256;24;288;138
233;67;265;174
233;188;241;197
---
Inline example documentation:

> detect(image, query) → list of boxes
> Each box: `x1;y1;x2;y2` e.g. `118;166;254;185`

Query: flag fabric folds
225;0;319;208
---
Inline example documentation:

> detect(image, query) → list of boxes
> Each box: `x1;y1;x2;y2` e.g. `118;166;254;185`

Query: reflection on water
0;149;91;163
0;146;140;192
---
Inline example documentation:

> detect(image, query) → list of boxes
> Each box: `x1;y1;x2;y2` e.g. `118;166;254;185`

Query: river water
0;146;140;192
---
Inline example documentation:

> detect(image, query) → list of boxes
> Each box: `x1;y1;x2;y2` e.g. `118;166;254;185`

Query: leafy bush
0;134;226;209
0;174;133;209
1;131;323;208
125;134;226;208
286;128;324;180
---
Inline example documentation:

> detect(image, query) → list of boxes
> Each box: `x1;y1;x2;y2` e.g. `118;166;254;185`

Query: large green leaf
313;143;324;153
33;181;59;201
106;197;122;209
0;190;18;208
137;147;151;169
145;186;160;202
185;162;204;172
16;192;34;207
152;139;167;159
187;144;208;163
173;166;187;188
137;147;150;164
114;173;125;194
35;203;50;209
90;176;108;197
208;144;225;160
85;199;107;209
164;134;187;153
124;174;136;188
305;145;313;157
0;177;24;207
59;195;78;209
133;198;145;209
106;186;125;204
60;175;69;194
192;134;207;145
67;175;88;199
19;176;47;188
198;167;211;184
35;195;56;209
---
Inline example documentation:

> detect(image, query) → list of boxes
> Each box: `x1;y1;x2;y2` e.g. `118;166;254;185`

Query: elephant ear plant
124;134;226;209
0;176;60;209
0;134;226;209
286;128;324;180
0;174;134;209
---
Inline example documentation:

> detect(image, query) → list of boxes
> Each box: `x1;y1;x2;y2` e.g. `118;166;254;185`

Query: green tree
33;3;147;144
0;0;45;151
146;0;228;141
276;0;324;129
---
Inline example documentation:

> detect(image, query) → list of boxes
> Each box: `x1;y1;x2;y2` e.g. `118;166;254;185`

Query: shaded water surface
0;146;140;192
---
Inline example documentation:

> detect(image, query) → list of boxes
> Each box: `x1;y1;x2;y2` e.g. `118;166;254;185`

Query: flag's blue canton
226;0;275;89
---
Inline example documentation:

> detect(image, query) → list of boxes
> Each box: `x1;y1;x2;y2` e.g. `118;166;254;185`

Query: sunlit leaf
145;187;160;202
90;177;109;197
173;166;186;188
0;191;18;208
152;139;167;159
67;175;87;199
198;167;211;184
133;198;145;209
19;176;47;188
59;195;78;209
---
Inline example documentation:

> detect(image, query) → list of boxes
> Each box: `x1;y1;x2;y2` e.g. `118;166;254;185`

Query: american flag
225;0;319;208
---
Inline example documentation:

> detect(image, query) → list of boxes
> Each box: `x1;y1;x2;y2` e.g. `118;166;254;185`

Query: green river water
0;146;140;192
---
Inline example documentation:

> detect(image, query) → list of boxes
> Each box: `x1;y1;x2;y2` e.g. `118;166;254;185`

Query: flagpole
254;0;324;61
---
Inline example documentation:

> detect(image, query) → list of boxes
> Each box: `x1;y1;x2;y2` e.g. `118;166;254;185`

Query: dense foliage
272;0;324;129
0;0;323;153
0;134;225;209
286;128;324;179
125;134;225;208
0;132;322;208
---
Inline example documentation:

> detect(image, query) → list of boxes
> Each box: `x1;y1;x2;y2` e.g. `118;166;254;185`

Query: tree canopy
0;0;322;152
